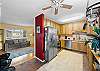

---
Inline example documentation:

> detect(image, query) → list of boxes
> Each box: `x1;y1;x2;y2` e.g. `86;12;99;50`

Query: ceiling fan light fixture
60;0;64;3
55;8;58;15
42;0;72;15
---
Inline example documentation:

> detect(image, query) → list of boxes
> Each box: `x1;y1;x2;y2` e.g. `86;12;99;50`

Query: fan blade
50;0;56;4
61;4;72;9
55;8;58;15
42;6;52;10
60;0;64;3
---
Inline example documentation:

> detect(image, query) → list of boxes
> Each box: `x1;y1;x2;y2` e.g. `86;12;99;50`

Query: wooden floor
11;53;34;66
0;50;5;55
10;51;90;71
0;49;90;71
11;53;44;71
15;58;44;71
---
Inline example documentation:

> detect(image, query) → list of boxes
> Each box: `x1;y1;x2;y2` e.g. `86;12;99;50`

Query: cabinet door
72;42;78;50
79;42;87;52
68;24;72;34
61;40;65;48
57;25;60;34
72;23;79;32
65;24;69;34
62;25;66;34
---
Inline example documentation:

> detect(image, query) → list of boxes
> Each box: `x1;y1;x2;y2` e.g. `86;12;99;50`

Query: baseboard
35;56;45;62
63;48;86;54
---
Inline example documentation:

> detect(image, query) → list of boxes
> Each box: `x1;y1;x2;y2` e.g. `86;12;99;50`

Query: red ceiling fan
42;0;72;15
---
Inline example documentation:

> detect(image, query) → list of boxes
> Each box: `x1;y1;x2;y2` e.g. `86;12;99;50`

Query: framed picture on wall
37;26;40;33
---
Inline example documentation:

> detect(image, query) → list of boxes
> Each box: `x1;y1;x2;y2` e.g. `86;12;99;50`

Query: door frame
0;29;4;51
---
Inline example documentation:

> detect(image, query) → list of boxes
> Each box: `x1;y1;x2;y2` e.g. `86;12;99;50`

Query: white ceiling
1;0;100;26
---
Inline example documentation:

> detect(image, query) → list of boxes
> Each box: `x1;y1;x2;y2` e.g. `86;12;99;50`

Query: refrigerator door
45;27;58;62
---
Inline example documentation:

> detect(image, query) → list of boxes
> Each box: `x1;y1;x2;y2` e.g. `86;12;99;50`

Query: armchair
0;53;16;71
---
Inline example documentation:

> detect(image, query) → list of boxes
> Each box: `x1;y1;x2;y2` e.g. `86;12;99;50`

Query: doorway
0;29;4;50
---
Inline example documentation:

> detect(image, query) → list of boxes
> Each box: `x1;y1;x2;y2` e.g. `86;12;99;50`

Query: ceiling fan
42;0;72;15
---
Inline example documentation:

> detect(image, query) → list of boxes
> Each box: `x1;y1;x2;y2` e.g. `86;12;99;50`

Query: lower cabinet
79;42;87;52
87;46;96;71
72;42;78;50
72;41;87;52
61;40;65;48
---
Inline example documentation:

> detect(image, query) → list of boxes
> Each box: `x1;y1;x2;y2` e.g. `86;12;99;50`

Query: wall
0;18;61;48
0;19;85;47
0;23;34;47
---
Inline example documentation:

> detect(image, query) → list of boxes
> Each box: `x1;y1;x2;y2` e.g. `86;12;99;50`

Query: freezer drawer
45;47;58;62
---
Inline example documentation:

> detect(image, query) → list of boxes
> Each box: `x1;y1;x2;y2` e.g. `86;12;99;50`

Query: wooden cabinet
60;21;84;35
87;46;96;71
72;41;78;50
61;40;65;48
62;25;66;34
72;41;87;52
44;18;61;35
57;25;61;34
79;42;87;52
68;24;72;34
65;24;69;34
60;24;72;35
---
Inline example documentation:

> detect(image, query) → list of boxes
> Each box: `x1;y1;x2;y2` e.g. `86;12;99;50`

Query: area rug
7;47;34;59
37;50;83;71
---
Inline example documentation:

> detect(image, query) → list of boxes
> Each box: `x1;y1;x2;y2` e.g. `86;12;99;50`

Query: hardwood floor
5;48;90;71
0;50;5;55
11;53;34;66
15;58;44;71
10;53;44;71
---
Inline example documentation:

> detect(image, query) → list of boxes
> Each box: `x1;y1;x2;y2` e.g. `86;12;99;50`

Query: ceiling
1;0;100;26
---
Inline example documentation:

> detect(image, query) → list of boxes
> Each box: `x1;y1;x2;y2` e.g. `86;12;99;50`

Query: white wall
88;0;100;6
0;0;1;22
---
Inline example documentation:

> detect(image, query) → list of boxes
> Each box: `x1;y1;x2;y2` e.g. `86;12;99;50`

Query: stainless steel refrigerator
44;26;58;62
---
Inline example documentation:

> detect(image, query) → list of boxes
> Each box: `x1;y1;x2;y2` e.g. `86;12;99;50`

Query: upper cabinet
44;18;61;35
61;24;72;35
72;21;83;32
68;24;73;34
62;25;66;34
60;21;84;35
44;18;84;35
